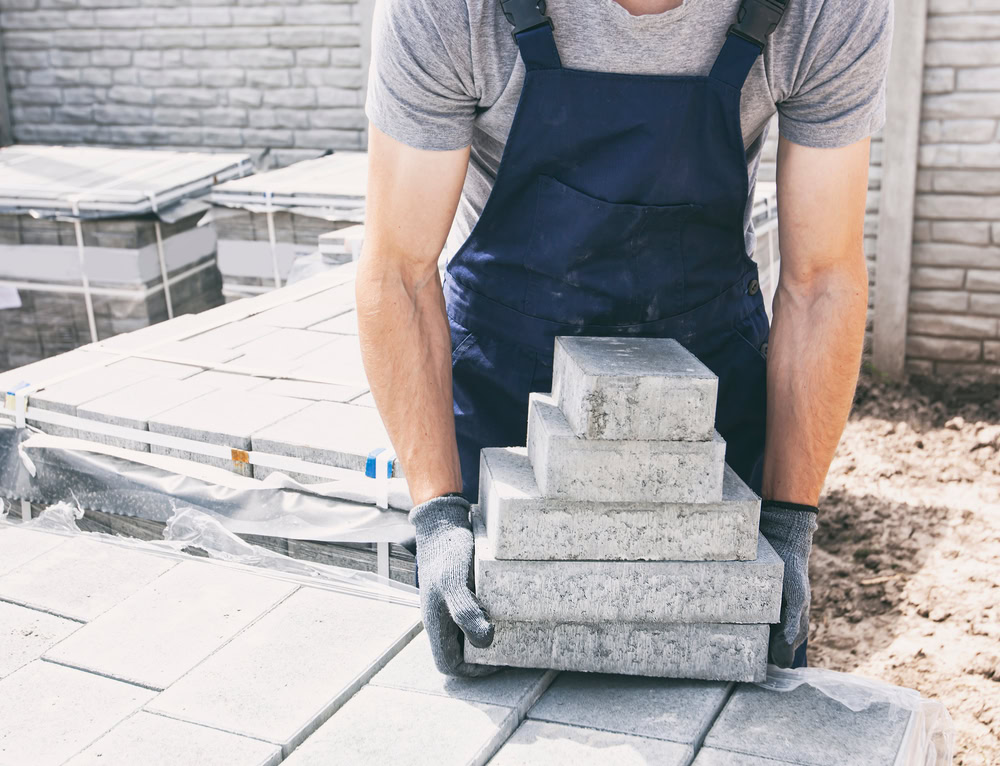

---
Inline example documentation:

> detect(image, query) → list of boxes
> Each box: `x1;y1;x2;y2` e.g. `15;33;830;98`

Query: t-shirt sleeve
365;0;478;151
775;0;894;149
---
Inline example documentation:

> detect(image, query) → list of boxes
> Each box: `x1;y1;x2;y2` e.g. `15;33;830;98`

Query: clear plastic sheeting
758;666;955;766
0;500;417;605
0;423;415;548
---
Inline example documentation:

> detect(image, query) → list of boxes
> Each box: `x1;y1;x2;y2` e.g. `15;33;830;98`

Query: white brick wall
0;0;367;165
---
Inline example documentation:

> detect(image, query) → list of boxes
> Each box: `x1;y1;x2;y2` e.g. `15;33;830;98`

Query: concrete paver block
527;672;730;746
254;377;366;402
64;712;282;766
185;369;270;391
220;328;338;372
281;685;516;766
370;632;555;712
479;448;760;561
0;602;80;679
147;587;420;752
185;321;280;349
466;621;769;682
528;393;726;503
552;336;717;441
488;719;693;766
45;560;296;690
0;536;176;622
692;749;786;765
76;376;219;452
105;357;204;380
252;399;400;479
310;309;358;335
286;334;368;387
242;284;355;329
0;660;155;766
0;525;67;575
473;514;781;623
148;389;310;476
701;683;912;765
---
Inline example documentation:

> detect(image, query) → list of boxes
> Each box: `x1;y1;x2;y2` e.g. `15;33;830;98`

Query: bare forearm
356;255;462;505
761;266;868;505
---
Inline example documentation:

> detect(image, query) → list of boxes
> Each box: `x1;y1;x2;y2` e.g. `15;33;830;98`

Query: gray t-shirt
366;0;893;256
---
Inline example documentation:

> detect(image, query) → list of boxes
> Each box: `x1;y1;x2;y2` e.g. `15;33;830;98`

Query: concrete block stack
467;336;782;682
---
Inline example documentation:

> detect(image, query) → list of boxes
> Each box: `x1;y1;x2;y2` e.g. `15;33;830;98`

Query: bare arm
762;136;871;505
356;125;471;506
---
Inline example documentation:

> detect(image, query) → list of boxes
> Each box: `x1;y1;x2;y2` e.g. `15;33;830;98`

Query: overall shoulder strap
501;0;561;70
710;0;788;89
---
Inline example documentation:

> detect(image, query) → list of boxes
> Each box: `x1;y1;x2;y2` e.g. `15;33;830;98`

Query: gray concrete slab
479;448;760;561
370;631;555;711
105;356;204;380
701;683;912;766
241;284;355;329
528;393;726;503
0;602;80;679
473;514;781;623
148;389;310;476
251;399;399;479
286;334;368;387
0;536;177;621
64;712;282;766
527;672;731;746
310;309;358;335
147;587;421;752
488;720;693;766
0;525;67;575
184;321;280;349
0;660;156;766
552;336;717;441
76;376;220;452
136;339;244;366
466;621;769;683
692;749;783;766
185;369;270;391
281;685;516;766
29;365;163;416
45;560;297;690
350;390;375;407
254;377;366;402
220;328;338;372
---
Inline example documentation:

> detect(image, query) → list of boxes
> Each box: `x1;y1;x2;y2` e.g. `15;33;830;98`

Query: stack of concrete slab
0;145;253;372
209;153;367;298
467;336;782;682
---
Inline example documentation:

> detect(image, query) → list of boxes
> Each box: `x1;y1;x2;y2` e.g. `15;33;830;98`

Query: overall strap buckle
727;0;787;51
500;0;553;41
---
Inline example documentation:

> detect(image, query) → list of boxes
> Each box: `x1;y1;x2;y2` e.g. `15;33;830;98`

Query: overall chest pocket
523;175;700;321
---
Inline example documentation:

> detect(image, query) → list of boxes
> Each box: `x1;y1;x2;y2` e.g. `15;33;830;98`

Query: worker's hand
758;500;819;667
409;493;497;677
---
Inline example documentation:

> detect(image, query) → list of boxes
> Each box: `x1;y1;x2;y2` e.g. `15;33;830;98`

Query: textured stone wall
907;0;1000;377
0;0;368;166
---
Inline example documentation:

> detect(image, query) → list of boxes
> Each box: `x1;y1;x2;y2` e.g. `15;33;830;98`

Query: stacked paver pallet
467;336;783;682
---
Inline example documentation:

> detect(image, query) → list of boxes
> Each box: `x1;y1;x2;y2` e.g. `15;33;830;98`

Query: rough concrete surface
527;672;731;747
64;712;282;766
552;336;717;441
527;393;726;503
473;514;782;624
488;719;693;766
479;448;760;561
0;601;79;679
0;525;67;575
466;621;769;682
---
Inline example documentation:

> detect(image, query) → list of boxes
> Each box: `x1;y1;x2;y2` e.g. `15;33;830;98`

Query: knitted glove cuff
761;499;818;515
408;493;472;532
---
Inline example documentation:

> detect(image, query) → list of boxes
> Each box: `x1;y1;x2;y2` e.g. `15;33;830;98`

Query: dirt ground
811;370;1000;764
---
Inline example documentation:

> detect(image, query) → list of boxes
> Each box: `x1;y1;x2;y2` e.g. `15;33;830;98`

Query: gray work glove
759;499;818;668
410;493;497;677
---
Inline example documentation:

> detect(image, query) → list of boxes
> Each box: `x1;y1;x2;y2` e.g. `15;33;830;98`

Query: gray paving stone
281;685;516;766
185;321;280;349
473;513;781;623
148;389;310;476
220;328;338;373
310;309;358;334
0;536;176;622
0;602;80;679
64;711;282;766
349;390;375;407
286;333;368;387
76;376;220;452
692;749;784;766
251;399;400;479
254;377;365;402
104;356;204;380
701;683;912;766
527;672;730;746
370;631;555;710
242;284;355;329
29;365;162;416
552;336;718;441
0;525;67;575
488;719;692;766
148;587;420;752
185;369;270;391
137;339;244;366
45;560;296;690
479;448;760;561
466;621;769;682
528;393;726;503
0;660;156;766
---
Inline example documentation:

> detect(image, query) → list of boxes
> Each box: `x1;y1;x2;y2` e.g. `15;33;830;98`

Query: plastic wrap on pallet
0;423;415;547
757;666;955;766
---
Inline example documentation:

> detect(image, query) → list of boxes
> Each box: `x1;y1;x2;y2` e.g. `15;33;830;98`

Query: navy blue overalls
441;0;804;664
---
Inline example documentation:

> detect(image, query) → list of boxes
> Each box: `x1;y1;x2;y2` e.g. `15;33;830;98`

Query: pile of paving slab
467;336;783;682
